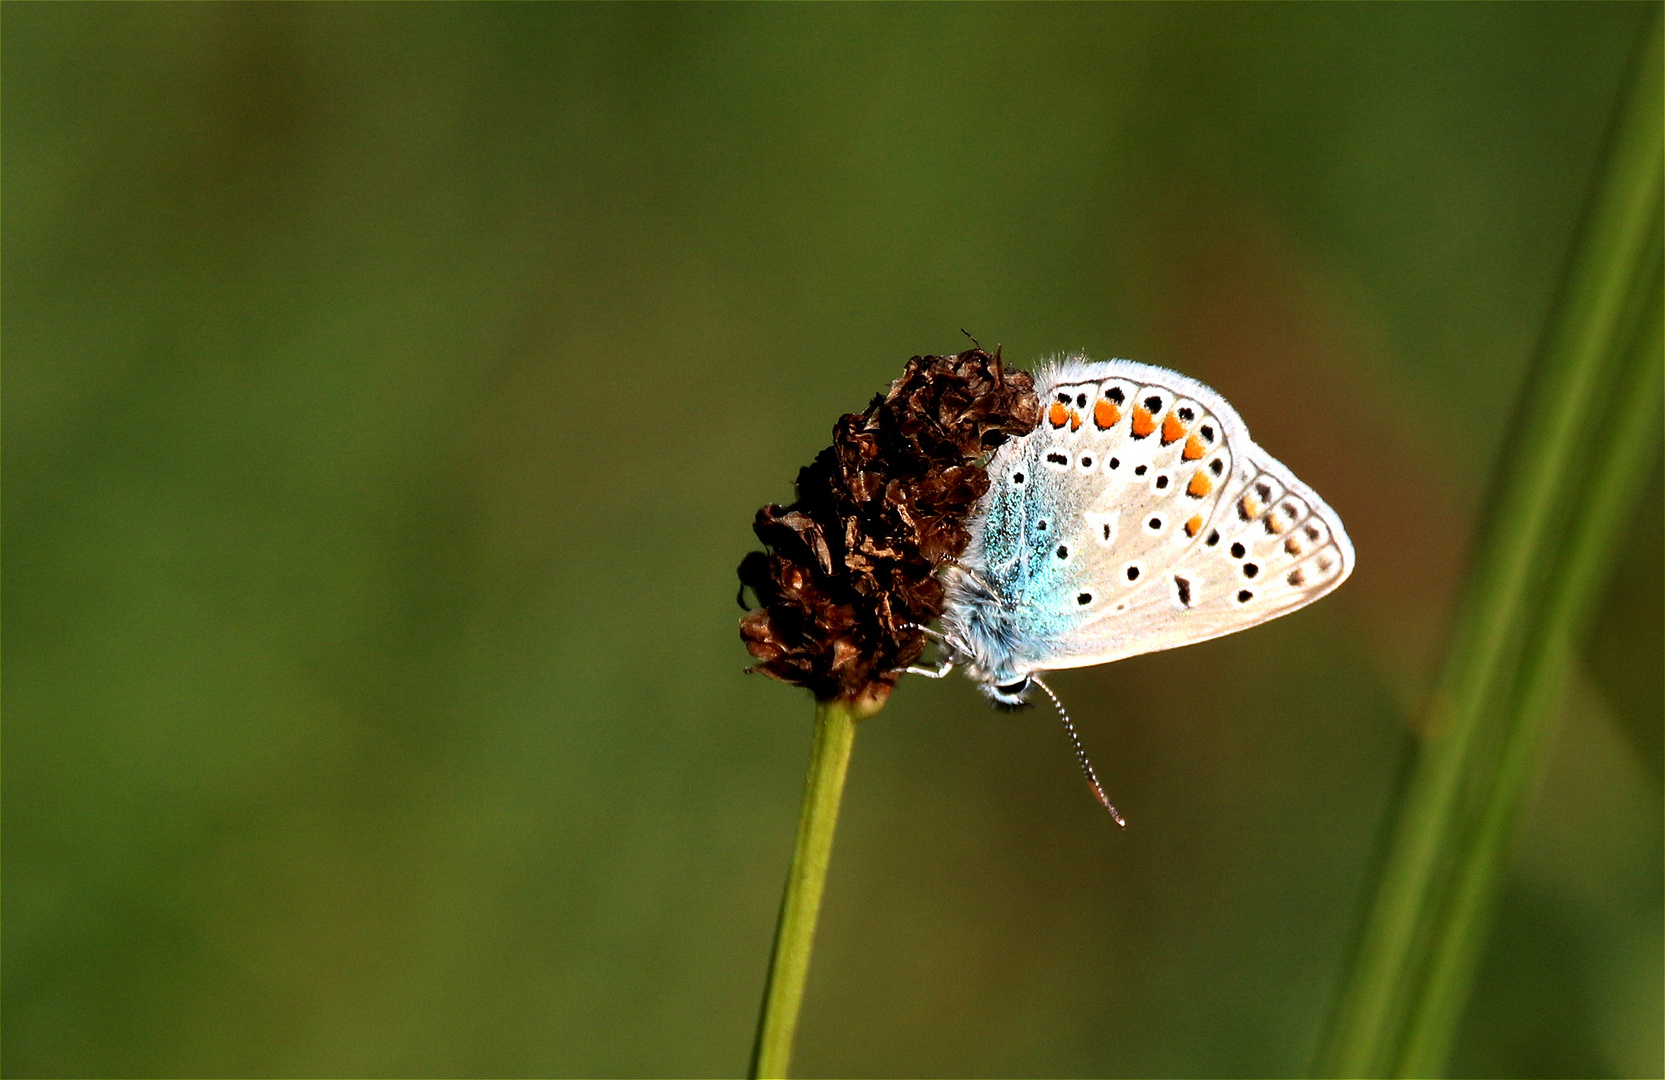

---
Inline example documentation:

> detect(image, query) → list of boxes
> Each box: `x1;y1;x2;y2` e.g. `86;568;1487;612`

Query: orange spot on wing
1161;412;1186;445
1131;406;1156;438
1094;399;1121;429
1069;408;1082;431
1048;402;1069;428
1182;434;1205;461
1239;494;1262;520
1187;472;1212;498
1184;514;1203;537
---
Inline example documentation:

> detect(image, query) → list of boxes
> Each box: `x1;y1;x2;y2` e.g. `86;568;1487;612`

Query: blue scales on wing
943;356;1354;685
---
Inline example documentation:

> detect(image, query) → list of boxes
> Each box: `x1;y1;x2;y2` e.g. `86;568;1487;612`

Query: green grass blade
1317;13;1664;1078
1403;246;1664;1078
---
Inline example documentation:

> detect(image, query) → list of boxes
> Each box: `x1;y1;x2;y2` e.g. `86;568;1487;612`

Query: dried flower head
738;348;1040;704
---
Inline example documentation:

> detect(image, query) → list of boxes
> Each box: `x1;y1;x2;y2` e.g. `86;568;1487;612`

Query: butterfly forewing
963;357;1353;673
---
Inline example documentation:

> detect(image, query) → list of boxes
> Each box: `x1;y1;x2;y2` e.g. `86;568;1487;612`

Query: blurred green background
4;4;1660;1077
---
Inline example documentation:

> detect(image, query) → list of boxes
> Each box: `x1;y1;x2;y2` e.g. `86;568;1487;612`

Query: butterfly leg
902;623;956;677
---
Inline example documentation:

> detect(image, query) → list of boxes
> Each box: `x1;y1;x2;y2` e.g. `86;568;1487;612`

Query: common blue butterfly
909;356;1355;820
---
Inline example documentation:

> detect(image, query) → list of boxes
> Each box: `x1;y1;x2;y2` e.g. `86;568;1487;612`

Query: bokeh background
4;4;1660;1077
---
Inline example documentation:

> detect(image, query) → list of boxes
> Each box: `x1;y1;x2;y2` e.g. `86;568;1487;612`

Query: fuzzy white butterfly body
932;356;1355;706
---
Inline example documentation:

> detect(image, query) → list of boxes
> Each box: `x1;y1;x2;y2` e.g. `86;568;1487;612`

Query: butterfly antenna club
1032;676;1125;827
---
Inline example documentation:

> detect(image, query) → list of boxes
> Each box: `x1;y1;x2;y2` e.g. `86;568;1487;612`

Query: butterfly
910;356;1355;822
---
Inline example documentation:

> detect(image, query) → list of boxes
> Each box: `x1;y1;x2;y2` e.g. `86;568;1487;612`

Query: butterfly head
983;674;1035;709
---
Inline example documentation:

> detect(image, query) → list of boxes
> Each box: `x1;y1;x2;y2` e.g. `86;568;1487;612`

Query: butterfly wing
962;356;1353;674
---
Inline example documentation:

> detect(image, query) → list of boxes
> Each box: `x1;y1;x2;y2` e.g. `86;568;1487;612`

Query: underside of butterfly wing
944;356;1354;681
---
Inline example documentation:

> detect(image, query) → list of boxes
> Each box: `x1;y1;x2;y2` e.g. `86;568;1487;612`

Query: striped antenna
1032;676;1125;827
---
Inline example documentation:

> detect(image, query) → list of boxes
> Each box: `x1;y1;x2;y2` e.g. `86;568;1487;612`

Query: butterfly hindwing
959;357;1353;674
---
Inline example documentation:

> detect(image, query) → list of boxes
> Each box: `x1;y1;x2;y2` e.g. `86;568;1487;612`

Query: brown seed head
738;348;1040;703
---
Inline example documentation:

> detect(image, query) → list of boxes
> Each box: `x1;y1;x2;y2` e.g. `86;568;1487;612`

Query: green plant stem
1317;13;1663;1079
750;696;873;1079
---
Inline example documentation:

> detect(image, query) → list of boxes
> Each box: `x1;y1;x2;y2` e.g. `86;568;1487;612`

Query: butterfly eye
995;677;1030;696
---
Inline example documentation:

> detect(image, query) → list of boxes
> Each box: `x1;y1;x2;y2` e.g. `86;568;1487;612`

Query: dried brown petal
737;348;1038;702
